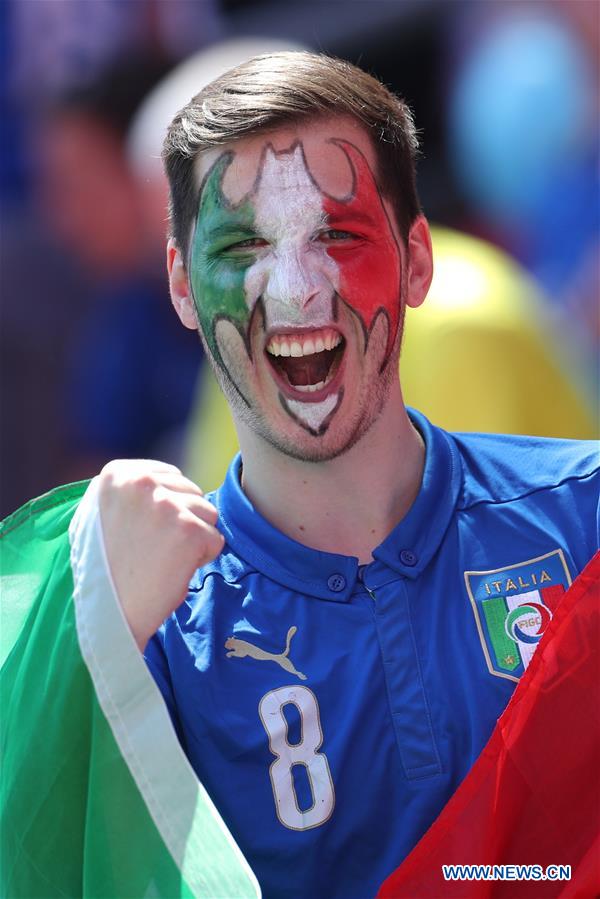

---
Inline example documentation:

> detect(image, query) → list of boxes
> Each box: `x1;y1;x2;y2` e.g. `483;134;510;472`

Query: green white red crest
465;549;572;682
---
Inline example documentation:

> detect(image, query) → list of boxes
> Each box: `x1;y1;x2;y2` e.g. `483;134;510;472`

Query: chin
255;376;392;464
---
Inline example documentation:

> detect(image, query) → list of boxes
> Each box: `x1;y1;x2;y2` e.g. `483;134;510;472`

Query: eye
317;229;355;242
226;236;269;252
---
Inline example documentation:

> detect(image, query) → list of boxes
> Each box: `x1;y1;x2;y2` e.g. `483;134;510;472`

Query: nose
264;246;322;309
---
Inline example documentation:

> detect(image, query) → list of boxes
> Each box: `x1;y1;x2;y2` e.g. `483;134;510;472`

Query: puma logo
225;626;307;680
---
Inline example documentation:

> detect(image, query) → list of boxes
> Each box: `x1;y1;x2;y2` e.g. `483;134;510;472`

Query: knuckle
154;493;181;521
100;459;122;477
100;458;136;480
98;470;115;495
99;462;161;500
135;472;159;492
98;466;123;504
99;461;122;489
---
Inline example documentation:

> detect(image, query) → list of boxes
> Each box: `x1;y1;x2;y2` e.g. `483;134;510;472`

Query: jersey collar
212;409;461;601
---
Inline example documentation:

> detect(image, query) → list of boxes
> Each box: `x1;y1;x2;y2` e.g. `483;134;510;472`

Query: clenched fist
98;460;224;652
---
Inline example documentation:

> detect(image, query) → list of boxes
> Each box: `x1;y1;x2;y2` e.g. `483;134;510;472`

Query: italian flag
0;480;260;898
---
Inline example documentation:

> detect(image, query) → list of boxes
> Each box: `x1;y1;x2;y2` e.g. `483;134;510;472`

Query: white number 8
259;686;335;831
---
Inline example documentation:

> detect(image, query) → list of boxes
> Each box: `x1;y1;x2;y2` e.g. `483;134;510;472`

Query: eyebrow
203;221;256;240
325;210;379;226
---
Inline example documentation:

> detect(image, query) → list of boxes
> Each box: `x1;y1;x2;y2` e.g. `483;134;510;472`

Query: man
3;53;598;898
96;52;599;895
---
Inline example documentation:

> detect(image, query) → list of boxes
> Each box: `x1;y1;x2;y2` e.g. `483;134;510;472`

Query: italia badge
464;549;572;682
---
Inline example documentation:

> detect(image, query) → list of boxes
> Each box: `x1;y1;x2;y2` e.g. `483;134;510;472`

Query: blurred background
1;0;598;516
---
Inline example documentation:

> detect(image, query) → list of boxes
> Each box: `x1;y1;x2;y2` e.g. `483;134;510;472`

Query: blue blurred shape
449;14;594;222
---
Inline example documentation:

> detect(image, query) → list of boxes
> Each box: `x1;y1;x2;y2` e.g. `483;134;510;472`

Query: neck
237;381;425;563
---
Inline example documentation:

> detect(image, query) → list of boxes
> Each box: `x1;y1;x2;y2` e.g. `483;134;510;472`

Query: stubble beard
197;300;406;466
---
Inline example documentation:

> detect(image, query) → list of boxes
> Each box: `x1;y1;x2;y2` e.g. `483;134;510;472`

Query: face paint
189;153;257;363
322;140;401;359
188;129;403;444
243;144;340;334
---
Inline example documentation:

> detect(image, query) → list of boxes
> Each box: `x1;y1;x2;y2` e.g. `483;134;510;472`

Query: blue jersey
145;411;599;899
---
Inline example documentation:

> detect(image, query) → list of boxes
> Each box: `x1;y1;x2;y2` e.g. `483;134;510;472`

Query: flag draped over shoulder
378;552;600;898
1;481;260;899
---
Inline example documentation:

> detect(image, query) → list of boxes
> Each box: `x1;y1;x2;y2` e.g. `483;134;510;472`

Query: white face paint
243;145;340;326
285;392;340;432
241;146;342;432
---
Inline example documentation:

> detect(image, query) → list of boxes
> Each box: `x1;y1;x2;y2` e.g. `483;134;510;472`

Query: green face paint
189;154;257;364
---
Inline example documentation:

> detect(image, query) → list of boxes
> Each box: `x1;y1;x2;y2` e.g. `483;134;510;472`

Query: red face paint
322;140;401;358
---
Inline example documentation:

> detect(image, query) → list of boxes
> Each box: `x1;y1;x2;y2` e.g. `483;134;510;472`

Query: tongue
275;347;336;386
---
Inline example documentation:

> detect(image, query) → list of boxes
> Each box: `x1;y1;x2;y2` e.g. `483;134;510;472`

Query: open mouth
265;327;345;396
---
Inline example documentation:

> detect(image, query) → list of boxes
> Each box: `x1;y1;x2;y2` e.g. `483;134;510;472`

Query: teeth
283;363;336;394
294;380;326;393
266;328;341;358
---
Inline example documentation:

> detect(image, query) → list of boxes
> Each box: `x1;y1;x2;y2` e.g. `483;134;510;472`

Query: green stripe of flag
481;596;521;672
1;481;260;899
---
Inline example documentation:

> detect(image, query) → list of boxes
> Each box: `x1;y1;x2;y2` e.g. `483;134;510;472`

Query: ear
167;238;198;330
405;215;433;309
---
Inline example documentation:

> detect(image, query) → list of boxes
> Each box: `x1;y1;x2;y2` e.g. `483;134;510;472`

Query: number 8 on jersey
259;686;335;831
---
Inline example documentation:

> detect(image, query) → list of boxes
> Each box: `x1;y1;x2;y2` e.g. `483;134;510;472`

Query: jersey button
327;574;346;592
400;549;418;566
